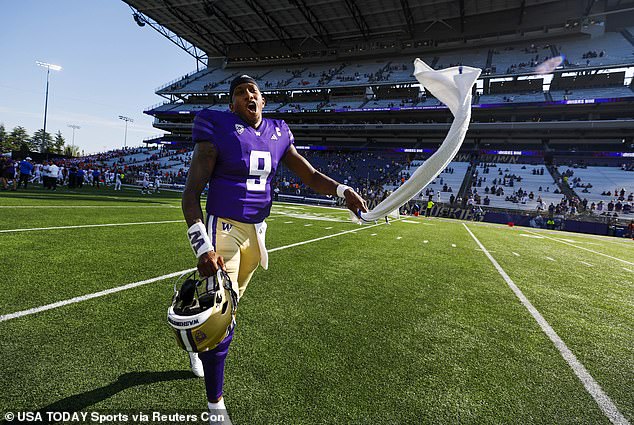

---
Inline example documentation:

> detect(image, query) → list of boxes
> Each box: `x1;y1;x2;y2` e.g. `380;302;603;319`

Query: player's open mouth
247;101;257;112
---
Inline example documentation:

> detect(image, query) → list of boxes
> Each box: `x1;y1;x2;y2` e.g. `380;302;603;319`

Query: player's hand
197;251;226;277
344;189;369;217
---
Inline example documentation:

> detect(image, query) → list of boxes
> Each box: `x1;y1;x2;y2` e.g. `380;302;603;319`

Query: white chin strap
358;60;481;222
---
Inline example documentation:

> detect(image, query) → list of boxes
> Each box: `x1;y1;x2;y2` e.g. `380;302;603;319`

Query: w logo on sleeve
188;230;206;251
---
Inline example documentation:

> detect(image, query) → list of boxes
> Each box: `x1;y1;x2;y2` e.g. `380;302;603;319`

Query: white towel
358;60;481;222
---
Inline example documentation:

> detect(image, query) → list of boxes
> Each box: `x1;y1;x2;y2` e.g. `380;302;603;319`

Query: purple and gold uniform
193;109;294;223
192;109;294;402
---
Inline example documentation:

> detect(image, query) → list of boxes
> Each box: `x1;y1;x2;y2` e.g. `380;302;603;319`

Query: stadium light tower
36;61;62;147
118;115;134;149
67;124;80;148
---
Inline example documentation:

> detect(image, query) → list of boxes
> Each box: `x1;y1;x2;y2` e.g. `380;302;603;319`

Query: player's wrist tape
336;184;351;198
187;222;213;258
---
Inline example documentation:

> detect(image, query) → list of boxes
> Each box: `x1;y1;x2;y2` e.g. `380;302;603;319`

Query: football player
182;75;368;423
141;172;150;194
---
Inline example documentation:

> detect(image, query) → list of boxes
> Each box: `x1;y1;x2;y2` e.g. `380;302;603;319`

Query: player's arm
282;144;368;215
182;141;225;275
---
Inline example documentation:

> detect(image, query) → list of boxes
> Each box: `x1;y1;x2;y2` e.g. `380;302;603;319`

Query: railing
143;135;165;143
155;68;203;92
143;101;171;112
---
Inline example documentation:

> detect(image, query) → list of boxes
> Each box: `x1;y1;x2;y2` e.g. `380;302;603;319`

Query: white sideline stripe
512;252;520;257
545;256;556;262
581;261;594;267
0;270;193;323
0;220;185;233
525;230;634;266
0;220;390;323
463;224;629;425
624;268;633;273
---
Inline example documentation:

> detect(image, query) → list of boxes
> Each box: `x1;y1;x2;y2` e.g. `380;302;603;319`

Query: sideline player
141;172;150;194
181;75;368;422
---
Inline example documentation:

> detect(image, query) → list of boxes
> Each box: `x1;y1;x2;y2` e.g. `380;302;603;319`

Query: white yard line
0;220;185;233
580;261;594;267
463;223;629;425
525;230;634;266
512;252;520;257
0;270;193;323
0;220;391;323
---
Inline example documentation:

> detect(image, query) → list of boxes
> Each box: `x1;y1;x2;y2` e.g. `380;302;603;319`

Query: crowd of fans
0;146;194;193
3;146;631;227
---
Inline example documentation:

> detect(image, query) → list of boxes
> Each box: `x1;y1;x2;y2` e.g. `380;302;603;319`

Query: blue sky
1;0;197;154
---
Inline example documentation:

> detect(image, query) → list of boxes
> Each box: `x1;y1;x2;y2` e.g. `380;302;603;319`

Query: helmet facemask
168;270;238;352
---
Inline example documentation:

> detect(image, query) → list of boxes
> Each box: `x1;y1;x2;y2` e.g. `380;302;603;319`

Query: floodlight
36;61;62;71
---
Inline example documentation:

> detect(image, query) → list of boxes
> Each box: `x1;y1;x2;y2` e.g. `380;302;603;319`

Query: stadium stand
550;86;634;100
471;163;563;211
558;32;634;67
148;30;634;101
557;165;634;208
478;92;547;104
383;161;470;200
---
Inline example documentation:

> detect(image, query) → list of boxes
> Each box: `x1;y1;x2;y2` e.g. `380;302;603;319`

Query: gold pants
207;216;261;298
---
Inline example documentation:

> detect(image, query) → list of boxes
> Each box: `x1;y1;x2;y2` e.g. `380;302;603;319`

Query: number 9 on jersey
247;151;272;192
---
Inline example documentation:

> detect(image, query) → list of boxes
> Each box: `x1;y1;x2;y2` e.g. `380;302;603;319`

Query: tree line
0;123;79;156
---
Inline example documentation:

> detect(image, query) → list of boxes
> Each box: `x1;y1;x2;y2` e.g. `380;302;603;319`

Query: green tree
31;129;53;153
63;144;80;157
5;126;32;153
53;130;65;154
0;123;7;153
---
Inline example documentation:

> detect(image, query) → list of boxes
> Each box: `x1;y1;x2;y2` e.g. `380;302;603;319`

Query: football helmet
167;269;238;352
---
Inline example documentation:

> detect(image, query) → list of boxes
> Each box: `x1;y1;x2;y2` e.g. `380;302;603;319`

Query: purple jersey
192;109;294;223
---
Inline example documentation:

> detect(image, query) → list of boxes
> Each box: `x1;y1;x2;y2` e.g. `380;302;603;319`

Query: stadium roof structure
123;0;634;66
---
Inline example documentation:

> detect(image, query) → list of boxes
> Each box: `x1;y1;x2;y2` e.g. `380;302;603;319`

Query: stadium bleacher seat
557;165;634;208
475;163;562;211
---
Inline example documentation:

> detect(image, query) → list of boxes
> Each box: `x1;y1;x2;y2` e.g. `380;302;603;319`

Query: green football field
0;186;632;424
